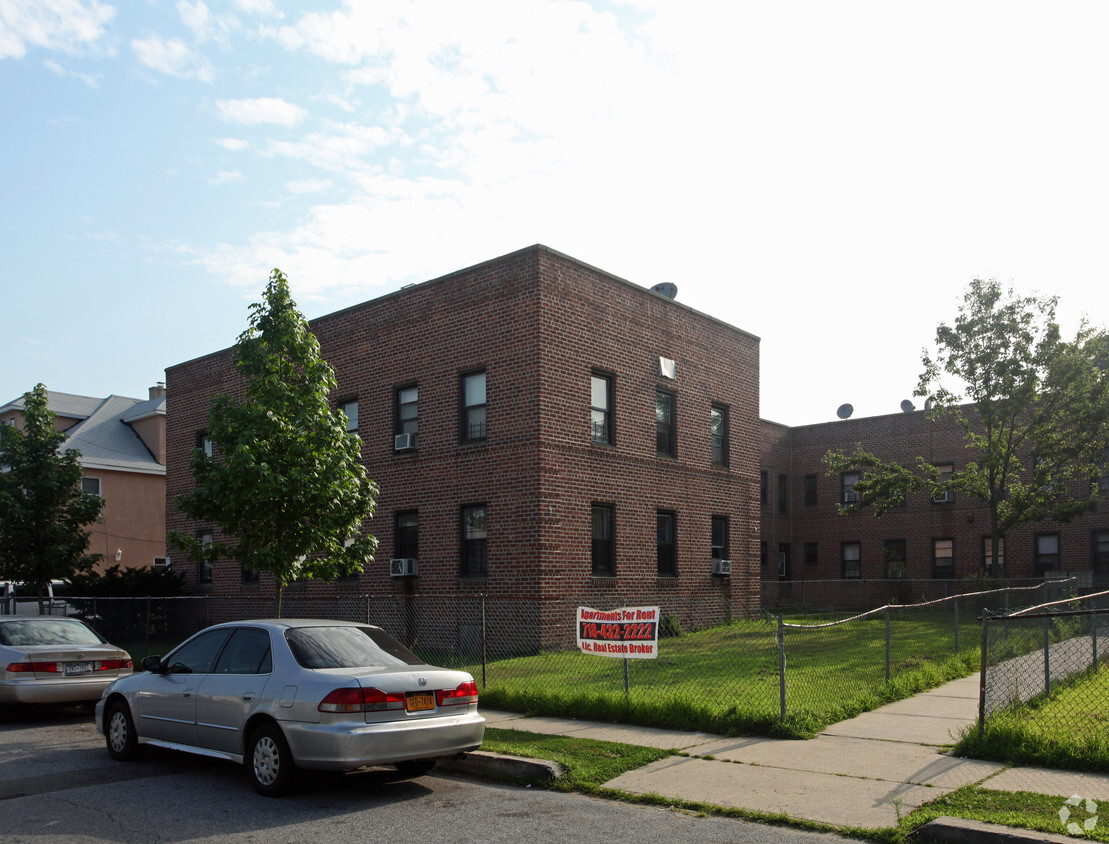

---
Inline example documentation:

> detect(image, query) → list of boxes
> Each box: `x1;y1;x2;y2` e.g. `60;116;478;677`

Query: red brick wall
760;410;1109;585
166;245;762;642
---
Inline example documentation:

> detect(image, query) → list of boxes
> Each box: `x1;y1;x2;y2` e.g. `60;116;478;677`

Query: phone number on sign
578;621;657;642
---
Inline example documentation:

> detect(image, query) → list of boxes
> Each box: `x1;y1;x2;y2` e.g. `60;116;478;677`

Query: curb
917;816;1081;843
438;751;564;782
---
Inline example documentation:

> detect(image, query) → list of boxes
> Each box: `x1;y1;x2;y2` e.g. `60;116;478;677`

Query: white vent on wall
712;559;731;576
389;558;418;577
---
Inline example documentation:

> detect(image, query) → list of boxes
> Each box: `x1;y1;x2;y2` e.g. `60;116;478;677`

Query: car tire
247;723;296;797
394;759;436;778
105;700;143;761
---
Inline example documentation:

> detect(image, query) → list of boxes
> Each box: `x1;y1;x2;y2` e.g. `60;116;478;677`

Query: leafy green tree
172;269;379;615
0;384;104;611
825;279;1109;576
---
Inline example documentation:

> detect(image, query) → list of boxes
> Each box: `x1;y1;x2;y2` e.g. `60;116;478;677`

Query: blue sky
3;1;1108;426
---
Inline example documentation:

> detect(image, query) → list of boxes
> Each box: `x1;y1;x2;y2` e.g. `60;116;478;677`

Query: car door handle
241;694;254;701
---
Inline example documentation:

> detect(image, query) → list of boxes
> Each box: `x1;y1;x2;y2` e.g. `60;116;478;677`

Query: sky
3;0;1108;427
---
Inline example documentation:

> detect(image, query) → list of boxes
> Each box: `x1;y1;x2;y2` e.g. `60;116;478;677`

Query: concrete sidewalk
478;673;1109;837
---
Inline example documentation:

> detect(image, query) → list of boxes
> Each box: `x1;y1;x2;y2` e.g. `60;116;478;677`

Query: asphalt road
0;705;863;844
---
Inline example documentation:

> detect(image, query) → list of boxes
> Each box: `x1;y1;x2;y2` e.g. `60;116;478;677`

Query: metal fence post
1093;611;1099;672
885;607;891;683
481;593;487;688
954;597;960;654
778;614;786;721
1043;615;1051;696
978;612;989;738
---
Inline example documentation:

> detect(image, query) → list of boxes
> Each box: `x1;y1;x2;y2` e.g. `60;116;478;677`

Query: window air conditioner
389;558;418;577
394;433;417;451
712;559;731;576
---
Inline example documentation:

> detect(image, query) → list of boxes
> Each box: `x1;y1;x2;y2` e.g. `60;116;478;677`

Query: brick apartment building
759;410;1109;602
166;245;761;645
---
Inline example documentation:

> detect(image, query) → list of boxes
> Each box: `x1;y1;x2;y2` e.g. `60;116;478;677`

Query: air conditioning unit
394;433;417;451
712;559;731;576
389;558;418;577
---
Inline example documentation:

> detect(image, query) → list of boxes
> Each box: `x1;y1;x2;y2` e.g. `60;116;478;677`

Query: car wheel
247;723;296;797
105;701;142;761
394;759;436;778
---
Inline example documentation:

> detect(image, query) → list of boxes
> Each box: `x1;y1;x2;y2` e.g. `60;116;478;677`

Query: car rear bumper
282;710;486;771
0;676;117;705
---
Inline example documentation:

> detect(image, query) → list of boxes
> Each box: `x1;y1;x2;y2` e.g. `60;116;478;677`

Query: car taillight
435;680;479;707
97;659;132;671
318;687;406;713
7;661;62;673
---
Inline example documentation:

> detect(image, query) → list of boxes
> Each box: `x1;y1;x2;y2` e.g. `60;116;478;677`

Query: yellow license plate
406;692;434;712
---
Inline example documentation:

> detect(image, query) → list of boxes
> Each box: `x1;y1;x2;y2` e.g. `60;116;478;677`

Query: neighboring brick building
166;245;761;645
759;410;1109;598
0;387;167;572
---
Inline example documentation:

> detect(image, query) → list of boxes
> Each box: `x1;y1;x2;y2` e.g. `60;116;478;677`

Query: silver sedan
95;618;485;796
0;616;133;705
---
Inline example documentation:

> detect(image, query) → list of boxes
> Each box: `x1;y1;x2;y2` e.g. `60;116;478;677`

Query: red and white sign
576;606;660;659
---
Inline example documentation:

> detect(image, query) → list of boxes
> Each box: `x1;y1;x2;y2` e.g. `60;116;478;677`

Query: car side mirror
142;655;164;674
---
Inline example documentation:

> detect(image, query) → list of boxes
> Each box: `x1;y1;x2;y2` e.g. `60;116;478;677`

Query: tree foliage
0;383;104;607
825;279;1109;575
171;269;379;614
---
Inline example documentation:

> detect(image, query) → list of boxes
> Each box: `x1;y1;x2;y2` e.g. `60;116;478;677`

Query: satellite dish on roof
651;282;678;299
836;403;854;420
900;399;915;413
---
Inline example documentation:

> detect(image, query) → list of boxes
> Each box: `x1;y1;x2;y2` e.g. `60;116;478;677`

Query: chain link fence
979;589;1109;736
23;579;1068;736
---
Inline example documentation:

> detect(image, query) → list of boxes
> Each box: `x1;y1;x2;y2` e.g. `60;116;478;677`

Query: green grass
464;615;979;738
952;662;1109;771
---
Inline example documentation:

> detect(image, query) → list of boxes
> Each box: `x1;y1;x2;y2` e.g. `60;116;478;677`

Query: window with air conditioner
395;384;417;450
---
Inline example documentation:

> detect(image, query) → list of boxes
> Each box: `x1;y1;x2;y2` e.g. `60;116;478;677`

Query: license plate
65;662;93;676
406;692;434;712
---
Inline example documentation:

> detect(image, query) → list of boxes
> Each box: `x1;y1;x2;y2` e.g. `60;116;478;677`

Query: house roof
1;390;165;476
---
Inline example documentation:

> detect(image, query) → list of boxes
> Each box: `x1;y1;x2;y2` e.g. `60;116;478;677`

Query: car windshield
0;619;103;647
285;626;424;669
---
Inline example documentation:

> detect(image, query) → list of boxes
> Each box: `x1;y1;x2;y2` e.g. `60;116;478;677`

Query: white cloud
214;137;249;151
41;57;99;86
215;96;307;126
131;34;214;82
286;178;334;194
0;0;115;59
263;121;398;172
208;169;243;185
233;0;279;17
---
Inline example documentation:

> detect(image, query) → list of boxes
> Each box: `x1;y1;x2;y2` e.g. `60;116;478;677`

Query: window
1099;449;1109;493
804;542;818;567
933;539;954;579
841;471;860;505
591;373;613;444
1035;533;1059;573
884;539;906;578
657;510;676;577
710;404;728;466
778;543;790;579
338;398;359;433
165;628;232;675
460;504;487;576
395;385;418;440
933;463;954;503
760;541;767;568
656;389;676;457
196;431;213;458
81;476;101;496
711;516;729;561
460;370;486;443
213;627;272;675
777;474;789;514
241;563;258;584
803;474;817;507
592;504;614;575
1094;531;1109;573
842;542;861;579
396;510;418;559
982;536;1005;576
198;531;213;585
760;471;768;505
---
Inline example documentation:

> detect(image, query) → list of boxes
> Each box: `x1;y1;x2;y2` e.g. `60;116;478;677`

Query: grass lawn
462;614;979;738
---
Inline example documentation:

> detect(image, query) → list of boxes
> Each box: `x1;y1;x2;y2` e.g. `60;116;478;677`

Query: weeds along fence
979;588;1109;736
45;579;1071;736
